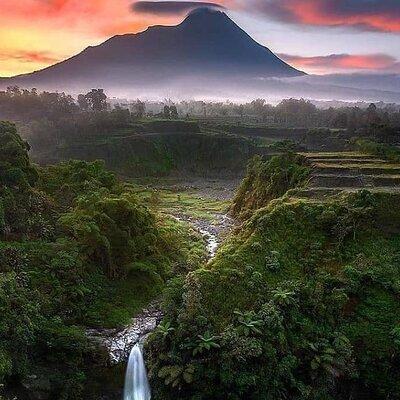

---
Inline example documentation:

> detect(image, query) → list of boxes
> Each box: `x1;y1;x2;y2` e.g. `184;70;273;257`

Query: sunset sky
1;0;399;77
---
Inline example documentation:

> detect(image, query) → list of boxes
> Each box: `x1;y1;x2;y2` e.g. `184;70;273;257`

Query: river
87;212;233;364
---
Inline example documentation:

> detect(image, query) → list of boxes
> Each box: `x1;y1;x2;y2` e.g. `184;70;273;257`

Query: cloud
249;0;400;33
0;50;61;64
278;53;400;74
131;1;225;15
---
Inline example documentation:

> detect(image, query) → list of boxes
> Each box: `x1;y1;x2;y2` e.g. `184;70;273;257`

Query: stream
87;213;233;364
173;213;233;258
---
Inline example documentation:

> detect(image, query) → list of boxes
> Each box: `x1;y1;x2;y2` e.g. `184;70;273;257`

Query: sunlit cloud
279;53;400;74
0;50;60;64
249;0;400;33
1;0;144;35
0;0;399;77
0;0;175;76
0;0;230;76
0;26;88;77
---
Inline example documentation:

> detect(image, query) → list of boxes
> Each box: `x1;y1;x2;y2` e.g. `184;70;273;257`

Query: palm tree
234;311;263;336
192;331;220;355
271;288;296;306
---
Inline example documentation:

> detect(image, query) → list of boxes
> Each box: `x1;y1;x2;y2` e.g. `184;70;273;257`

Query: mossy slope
148;157;400;400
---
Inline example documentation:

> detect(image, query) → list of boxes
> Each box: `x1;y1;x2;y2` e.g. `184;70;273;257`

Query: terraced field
293;152;400;199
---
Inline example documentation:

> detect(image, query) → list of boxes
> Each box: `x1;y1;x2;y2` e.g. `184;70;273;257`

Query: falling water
124;344;151;400
119;218;223;399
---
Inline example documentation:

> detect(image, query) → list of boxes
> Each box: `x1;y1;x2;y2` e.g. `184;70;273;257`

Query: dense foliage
2;87;400;400
1;89;399;162
0;87;134;152
356;139;400;163
148;174;400;399
231;153;311;218
0;122;204;399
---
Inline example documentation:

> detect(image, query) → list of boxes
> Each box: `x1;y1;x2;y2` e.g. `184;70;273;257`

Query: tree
276;98;317;126
251;98;266;116
0;121;38;188
366;102;381;125
132;100;146;118
170;105;178;119
367;103;377;113
77;94;89;111
60;190;158;278
163;105;171;119
332;112;348;129
85;89;107;112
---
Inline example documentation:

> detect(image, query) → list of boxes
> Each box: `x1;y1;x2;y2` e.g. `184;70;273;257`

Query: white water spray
124;344;151;400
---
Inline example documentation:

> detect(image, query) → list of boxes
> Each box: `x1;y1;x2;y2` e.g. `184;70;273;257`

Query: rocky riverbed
87;302;163;364
87;210;234;365
174;213;234;258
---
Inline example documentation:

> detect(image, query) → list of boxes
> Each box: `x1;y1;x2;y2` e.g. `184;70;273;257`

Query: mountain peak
186;6;226;18
2;7;304;90
180;6;230;28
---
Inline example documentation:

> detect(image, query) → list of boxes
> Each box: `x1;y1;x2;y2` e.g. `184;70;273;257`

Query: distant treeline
177;98;400;130
0;87;135;150
0;87;399;153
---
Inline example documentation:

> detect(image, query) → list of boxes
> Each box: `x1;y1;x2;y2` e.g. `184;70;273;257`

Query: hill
147;152;400;400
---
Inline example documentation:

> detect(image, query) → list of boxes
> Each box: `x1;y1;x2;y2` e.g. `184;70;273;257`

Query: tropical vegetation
0;121;205;398
147;155;400;400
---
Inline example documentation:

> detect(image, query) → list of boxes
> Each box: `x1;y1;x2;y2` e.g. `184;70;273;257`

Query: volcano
1;8;304;92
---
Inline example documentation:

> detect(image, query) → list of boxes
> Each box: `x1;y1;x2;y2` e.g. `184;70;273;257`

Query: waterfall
124;343;151;400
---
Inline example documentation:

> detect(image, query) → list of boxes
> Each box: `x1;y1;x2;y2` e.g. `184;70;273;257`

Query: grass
205;190;400;334
300;151;368;157
315;162;400;169
301;151;400;198
85;271;163;328
131;186;230;221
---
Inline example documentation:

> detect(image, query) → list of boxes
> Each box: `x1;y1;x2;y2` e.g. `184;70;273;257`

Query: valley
0;91;400;400
1;1;400;398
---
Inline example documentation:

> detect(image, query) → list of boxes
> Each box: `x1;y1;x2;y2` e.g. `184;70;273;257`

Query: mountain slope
2;8;303;91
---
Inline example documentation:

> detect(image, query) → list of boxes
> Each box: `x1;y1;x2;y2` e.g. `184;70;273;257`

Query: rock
86;302;163;364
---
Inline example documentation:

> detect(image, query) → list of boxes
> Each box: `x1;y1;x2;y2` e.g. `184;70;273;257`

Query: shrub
231;153;311;218
148;192;400;400
356;139;400;162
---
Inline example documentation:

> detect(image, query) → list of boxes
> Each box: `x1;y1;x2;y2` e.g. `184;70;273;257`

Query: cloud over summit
132;1;225;15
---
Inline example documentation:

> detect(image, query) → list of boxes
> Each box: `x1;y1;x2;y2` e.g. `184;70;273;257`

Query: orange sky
0;0;182;76
279;53;400;75
1;0;399;77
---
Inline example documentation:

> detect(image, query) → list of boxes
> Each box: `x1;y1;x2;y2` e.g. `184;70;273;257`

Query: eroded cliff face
33;132;268;178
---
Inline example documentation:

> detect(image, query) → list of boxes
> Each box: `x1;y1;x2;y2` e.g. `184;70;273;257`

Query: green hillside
147;153;400;400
